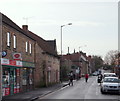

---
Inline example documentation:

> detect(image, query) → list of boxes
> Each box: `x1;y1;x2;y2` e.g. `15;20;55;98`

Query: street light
61;23;72;57
60;23;72;82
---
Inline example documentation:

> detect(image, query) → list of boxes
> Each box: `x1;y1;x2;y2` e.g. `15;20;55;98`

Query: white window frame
29;43;32;54
7;32;10;47
13;35;16;49
26;41;28;52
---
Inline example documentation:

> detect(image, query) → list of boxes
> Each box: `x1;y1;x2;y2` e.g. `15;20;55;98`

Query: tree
104;50;118;65
92;55;103;71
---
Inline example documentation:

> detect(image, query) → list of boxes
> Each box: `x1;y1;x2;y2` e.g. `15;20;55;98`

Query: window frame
13;34;17;49
7;32;10;47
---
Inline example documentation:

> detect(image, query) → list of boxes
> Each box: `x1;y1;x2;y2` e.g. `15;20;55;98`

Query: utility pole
0;12;2;101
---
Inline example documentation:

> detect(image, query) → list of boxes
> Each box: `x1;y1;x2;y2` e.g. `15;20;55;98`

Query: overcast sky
0;0;119;59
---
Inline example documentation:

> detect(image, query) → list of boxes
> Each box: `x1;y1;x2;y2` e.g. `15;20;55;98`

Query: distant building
61;51;92;79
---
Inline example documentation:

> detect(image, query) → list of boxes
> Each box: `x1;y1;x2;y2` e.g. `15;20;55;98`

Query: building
1;13;35;96
0;13;60;97
61;51;90;79
22;26;60;87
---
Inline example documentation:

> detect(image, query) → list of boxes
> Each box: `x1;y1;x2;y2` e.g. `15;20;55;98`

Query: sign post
0;12;2;101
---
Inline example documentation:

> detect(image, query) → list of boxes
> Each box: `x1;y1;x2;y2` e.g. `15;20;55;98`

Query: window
13;35;16;49
29;43;32;54
26;41;28;52
7;32;10;47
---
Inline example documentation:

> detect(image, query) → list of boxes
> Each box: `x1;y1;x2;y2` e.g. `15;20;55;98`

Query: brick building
22;27;60;87
0;13;60;97
61;51;90;79
1;13;35;96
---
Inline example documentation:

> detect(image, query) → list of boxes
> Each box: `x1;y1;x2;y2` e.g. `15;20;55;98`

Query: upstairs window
7;32;10;47
29;43;32;54
26;41;28;52
13;35;16;49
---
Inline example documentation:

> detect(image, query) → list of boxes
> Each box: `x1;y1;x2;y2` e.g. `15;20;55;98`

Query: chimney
68;47;69;54
22;25;28;30
74;49;75;53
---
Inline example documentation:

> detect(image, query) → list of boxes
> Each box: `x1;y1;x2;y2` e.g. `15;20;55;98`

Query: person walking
85;73;89;82
69;71;74;86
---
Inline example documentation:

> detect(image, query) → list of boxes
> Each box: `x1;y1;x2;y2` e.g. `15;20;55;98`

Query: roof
27;31;59;58
2;13;35;41
1;13;59;58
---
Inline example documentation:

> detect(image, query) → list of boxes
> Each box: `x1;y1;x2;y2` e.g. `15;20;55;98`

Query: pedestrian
85;73;89;82
69;71;74;86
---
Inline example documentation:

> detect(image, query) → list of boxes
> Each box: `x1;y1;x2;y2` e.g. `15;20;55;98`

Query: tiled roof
2;13;35;41
28;31;59;57
2;13;59;58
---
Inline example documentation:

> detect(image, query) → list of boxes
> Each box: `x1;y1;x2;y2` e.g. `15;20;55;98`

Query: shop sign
1;58;9;65
9;60;16;66
5;87;10;96
16;61;22;67
1;58;22;67
13;53;22;60
22;61;35;67
2;51;7;57
14;86;17;94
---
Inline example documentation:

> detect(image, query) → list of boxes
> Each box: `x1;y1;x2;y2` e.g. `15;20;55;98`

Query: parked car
100;77;120;94
92;71;98;76
103;73;117;78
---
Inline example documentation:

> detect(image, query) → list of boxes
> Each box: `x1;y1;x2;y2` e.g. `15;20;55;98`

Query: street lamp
61;23;72;57
60;23;72;82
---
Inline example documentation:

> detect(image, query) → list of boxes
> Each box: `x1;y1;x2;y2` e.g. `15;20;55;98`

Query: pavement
1;81;70;101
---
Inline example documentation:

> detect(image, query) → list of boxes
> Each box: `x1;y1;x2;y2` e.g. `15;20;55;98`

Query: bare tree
104;50;118;65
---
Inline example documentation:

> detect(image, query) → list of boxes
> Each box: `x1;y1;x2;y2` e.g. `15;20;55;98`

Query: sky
0;0;119;59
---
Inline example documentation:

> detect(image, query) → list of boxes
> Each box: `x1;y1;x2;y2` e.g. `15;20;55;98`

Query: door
9;68;14;95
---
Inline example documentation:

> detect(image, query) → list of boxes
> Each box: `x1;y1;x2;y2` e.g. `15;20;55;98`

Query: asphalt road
35;76;120;100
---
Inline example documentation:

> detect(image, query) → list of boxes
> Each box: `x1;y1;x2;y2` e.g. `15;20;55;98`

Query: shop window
7;32;10;47
13;35;17;49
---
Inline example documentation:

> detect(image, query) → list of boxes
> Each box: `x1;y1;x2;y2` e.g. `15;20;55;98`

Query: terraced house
0;13;60;98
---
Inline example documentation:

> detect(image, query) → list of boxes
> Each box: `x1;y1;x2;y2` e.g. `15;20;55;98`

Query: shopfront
1;58;22;96
22;61;35;92
1;58;35;96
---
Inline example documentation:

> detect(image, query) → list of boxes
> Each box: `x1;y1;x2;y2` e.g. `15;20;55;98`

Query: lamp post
60;23;72;82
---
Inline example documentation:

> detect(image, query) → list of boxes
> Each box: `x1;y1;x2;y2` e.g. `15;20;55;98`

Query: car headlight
104;85;108;88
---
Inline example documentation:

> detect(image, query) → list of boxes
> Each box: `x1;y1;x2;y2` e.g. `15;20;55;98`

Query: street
36;76;120;100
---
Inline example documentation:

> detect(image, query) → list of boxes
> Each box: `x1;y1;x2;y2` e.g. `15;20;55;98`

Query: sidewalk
2;81;69;101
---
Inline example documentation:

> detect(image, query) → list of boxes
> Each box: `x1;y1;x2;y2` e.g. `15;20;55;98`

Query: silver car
101;77;120;94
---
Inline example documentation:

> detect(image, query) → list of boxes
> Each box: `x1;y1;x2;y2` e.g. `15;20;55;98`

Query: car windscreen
103;78;119;83
104;74;117;77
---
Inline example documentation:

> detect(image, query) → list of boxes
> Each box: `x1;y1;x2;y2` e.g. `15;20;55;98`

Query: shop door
9;68;14;95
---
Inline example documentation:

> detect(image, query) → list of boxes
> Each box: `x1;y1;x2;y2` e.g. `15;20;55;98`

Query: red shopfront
1;58;22;96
